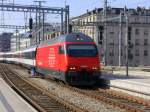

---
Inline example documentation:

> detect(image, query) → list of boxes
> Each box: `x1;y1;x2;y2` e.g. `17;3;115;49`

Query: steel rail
0;64;85;112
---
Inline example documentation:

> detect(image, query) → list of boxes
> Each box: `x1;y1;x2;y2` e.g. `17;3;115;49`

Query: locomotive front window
67;44;98;57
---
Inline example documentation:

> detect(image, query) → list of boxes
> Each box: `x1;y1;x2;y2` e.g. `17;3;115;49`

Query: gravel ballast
11;65;125;112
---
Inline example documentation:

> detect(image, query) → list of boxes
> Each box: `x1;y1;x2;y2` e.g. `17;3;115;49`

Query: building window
89;17;91;22
128;27;132;41
135;29;139;35
135;49;139;56
121;50;123;56
110;60;114;65
144;39;148;46
90;30;92;35
135;18;139;23
135;39;140;46
84;30;86;34
128;50;133;60
144;50;148;56
144;30;148;36
109;42;114;46
135;60;139;67
93;16;95;22
82;20;85;25
98;26;103;44
109;31;114;35
109;51;114;56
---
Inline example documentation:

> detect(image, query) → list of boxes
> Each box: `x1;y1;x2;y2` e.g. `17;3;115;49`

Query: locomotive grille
80;69;91;81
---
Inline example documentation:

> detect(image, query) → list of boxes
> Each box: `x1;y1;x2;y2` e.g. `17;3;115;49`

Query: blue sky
0;0;150;33
13;0;150;17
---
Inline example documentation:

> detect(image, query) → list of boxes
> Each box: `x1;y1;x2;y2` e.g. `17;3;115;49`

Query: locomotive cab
59;33;101;85
65;44;100;85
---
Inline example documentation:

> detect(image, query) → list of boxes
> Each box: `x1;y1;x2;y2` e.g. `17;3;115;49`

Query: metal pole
119;13;122;66
65;6;67;33
35;6;38;43
26;41;27;48
66;5;69;34
125;13;129;76
61;9;64;34
34;1;46;43
103;0;107;66
64;0;66;6
15;29;18;50
38;4;41;42
1;0;6;26
42;11;44;41
29;10;32;46
96;26;99;46
19;33;20;50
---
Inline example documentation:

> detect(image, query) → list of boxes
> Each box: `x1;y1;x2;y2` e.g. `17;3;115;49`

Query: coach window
14;54;17;58
29;52;33;59
23;52;26;58
26;52;29;59
31;51;36;59
27;52;30;59
59;46;65;54
29;52;32;59
25;52;30;59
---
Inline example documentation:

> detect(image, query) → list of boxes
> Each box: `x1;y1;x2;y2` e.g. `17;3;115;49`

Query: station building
71;7;150;66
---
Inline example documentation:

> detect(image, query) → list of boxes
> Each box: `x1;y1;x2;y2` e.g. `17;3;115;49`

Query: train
0;33;101;86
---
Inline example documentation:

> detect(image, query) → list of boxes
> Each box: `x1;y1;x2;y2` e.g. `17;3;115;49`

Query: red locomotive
0;33;101;85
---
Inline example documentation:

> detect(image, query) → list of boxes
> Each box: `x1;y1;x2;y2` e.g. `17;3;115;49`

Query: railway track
0;64;85;112
76;88;150;112
2;63;150;112
51;80;150;112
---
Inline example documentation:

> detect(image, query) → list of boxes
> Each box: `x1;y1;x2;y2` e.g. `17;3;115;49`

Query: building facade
30;23;61;45
0;33;12;52
11;24;61;51
71;7;150;66
11;32;31;51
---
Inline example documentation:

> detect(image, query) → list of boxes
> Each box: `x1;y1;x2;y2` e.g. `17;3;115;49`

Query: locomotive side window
21;51;36;59
59;46;65;54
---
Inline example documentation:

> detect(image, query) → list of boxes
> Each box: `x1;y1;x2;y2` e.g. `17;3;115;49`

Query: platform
101;70;150;100
0;78;37;112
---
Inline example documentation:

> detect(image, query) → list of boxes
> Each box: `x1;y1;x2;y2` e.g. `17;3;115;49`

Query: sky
0;0;150;33
12;0;150;16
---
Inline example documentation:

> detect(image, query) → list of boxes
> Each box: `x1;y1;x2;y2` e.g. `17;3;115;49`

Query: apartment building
0;33;12;52
71;7;150;66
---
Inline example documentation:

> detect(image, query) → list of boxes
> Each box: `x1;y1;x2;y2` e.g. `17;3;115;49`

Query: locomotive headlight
69;67;76;70
92;67;99;70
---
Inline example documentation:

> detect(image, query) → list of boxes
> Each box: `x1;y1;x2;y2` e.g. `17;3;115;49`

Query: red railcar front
64;43;100;85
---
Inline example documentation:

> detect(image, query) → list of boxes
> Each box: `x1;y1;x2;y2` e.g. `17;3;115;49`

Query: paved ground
101;70;150;100
0;78;37;112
